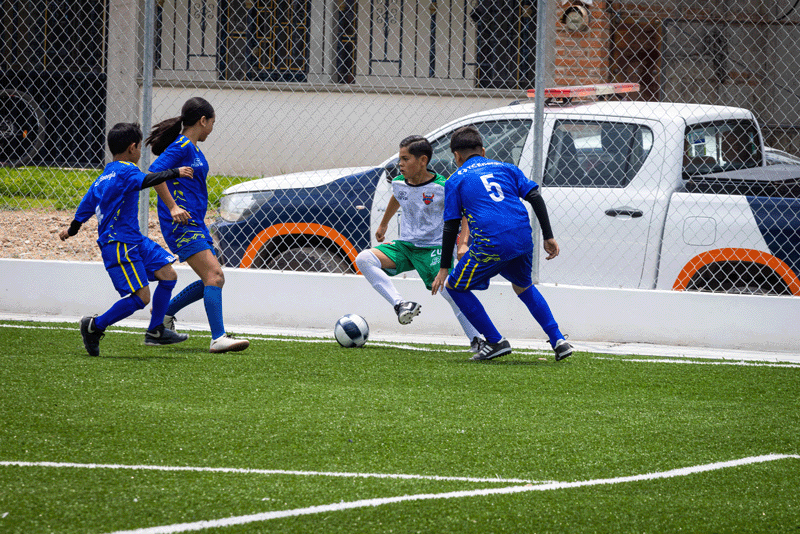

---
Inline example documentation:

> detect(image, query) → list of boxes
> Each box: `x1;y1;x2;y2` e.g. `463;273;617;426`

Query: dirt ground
0;209;176;262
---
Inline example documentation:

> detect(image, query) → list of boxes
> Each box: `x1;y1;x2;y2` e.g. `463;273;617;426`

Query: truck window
683;120;762;176
427;119;531;177
543;120;653;188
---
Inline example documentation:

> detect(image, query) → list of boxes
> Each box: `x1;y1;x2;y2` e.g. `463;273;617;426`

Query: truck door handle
605;207;643;218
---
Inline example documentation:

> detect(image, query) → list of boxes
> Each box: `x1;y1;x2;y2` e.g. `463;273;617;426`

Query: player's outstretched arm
59;220;82;241
375;195;400;242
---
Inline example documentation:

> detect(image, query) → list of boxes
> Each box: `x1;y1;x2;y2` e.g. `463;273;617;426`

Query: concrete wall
2;259;798;353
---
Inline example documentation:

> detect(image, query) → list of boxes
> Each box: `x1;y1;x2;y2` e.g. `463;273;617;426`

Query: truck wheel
687;261;791;296
267;246;354;274
0;89;45;167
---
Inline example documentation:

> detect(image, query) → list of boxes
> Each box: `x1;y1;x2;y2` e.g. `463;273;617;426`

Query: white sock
441;287;480;341
356;250;402;306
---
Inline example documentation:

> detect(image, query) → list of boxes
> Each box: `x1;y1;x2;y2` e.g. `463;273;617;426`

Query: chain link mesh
1;0;798;295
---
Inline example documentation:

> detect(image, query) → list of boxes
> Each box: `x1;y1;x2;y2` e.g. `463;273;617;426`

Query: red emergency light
527;83;640;100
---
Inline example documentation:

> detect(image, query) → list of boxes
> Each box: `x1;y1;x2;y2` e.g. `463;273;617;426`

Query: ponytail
145;97;215;156
145;117;182;156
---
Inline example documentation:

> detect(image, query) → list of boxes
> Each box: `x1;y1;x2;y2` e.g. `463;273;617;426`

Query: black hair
399;135;433;162
450;126;483;153
145;96;215;155
107;122;143;156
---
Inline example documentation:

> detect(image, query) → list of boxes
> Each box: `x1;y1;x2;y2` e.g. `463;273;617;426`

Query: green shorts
375;240;443;290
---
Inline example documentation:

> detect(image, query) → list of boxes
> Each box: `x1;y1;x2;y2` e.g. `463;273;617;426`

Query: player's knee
206;268;225;287
134;287;151;306
355;249;379;269
154;264;178;281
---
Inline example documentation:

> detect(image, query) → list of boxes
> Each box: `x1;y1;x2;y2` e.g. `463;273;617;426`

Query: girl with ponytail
147;97;250;354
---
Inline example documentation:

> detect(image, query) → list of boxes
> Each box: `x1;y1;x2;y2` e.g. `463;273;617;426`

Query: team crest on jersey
396;190;408;201
422;192;435;205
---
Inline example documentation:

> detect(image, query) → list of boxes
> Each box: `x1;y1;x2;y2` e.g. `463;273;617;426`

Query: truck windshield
684;120;762;176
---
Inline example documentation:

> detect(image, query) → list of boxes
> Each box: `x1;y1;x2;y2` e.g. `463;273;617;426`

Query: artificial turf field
1;320;798;533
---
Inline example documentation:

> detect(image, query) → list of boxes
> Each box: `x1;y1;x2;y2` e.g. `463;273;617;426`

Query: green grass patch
0;320;798;533
0;167;256;211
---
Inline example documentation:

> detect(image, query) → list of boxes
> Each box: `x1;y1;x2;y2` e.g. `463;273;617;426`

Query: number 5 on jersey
480;173;505;202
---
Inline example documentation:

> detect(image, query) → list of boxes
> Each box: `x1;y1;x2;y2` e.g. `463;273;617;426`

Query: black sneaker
79;315;104;357
145;324;189;346
469;336;485;353
471;338;511;361
554;338;573;361
394;301;421;325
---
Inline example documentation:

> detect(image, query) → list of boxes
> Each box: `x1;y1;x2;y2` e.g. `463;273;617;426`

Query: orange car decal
673;247;800;295
240;223;360;272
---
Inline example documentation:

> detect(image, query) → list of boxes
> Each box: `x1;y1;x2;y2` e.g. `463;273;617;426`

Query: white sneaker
209;334;250;354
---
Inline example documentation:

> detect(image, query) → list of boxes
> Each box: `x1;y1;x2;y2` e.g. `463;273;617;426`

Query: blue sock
518;285;563;347
148;279;177;331
166;280;204;316
445;288;502;343
204;285;225;339
95;294;146;330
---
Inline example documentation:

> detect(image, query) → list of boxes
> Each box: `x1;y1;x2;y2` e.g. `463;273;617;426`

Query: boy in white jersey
355;136;482;351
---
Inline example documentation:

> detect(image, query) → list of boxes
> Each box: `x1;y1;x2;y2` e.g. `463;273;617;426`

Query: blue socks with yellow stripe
95;294;146;331
148;279;177;331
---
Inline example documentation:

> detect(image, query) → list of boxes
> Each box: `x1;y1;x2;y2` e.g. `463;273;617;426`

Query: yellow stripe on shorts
117;243;143;292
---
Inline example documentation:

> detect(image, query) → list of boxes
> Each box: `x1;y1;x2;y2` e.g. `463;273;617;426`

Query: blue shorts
447;249;533;291
101;238;176;297
162;223;215;262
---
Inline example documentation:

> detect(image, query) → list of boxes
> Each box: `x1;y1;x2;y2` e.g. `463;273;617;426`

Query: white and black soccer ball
334;314;369;348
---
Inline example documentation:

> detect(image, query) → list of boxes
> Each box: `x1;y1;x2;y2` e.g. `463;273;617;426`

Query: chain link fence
1;0;798;296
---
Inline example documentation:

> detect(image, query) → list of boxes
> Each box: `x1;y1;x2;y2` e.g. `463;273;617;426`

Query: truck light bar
527;83;639;100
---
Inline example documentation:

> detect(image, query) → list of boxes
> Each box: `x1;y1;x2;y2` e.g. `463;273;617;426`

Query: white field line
0;461;545;484
593;357;800;369
6;322;800;362
103;454;800;534
0;323;551;355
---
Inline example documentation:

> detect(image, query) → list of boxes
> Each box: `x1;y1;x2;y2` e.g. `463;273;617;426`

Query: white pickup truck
211;84;800;296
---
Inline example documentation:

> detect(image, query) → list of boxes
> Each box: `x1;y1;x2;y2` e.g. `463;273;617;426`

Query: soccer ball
334;314;369;348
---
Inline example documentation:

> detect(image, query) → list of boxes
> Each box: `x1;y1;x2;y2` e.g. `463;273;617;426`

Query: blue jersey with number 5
443;155;539;259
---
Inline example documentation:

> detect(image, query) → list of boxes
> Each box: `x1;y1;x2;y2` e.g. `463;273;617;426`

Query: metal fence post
530;0;548;285
138;0;156;236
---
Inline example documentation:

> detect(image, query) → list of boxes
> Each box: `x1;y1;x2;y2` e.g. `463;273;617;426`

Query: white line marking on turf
593;357;800;369
104;454;799;534
0;461;544;484
4;322;797;361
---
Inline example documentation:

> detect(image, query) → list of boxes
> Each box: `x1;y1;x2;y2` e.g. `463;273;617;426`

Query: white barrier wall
1;258;798;353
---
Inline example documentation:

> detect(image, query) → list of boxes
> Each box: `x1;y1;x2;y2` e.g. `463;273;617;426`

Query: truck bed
684;164;800;197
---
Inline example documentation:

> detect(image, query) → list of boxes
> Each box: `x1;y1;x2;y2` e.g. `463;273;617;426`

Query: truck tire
0;89;45;167
266;246;353;274
686;261;791;296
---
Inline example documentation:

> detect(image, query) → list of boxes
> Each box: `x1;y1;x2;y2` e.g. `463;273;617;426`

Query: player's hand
375;224;387;242
178;166;193;178
171;206;190;224
431;268;449;295
58;228;70;241
543;238;560;260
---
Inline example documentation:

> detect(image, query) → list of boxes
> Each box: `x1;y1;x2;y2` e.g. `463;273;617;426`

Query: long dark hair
146;97;215;155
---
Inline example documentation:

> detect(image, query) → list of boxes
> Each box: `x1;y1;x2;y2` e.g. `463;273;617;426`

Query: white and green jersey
392;173;447;248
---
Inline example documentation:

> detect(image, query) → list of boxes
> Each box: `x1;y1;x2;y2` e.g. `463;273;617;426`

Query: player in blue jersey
431;126;573;361
59;122;193;356
146;97;249;354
